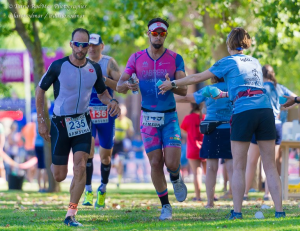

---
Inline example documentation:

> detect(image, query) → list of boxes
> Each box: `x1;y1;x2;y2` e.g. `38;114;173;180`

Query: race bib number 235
65;114;90;137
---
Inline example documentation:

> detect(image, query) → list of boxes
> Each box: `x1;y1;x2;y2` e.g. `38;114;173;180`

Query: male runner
82;33;122;208
117;18;188;220
36;28;120;227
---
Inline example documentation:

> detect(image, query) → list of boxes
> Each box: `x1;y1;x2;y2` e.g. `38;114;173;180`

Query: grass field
0;182;300;230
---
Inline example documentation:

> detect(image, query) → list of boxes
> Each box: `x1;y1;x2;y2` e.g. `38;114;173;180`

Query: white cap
89;33;103;45
148;22;168;32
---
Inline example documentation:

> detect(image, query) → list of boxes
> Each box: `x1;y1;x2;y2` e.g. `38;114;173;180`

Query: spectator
132;133;147;182
0;122;5;179
180;103;206;201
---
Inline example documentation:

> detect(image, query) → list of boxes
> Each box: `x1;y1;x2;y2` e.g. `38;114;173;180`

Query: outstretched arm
175;93;196;103
159;70;215;93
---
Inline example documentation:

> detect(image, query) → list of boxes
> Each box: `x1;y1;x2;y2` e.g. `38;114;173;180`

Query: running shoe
159;204;172;220
64;216;83;227
95;188;106;208
228;210;243;220
275;211;286;218
82;191;93;206
171;174;187;202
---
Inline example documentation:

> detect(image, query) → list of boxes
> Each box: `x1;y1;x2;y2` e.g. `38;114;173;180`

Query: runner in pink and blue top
117;18;188;220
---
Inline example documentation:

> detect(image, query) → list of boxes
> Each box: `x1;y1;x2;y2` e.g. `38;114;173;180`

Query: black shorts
112;140;123;159
251;122;282;145
50;112;92;165
231;108;276;142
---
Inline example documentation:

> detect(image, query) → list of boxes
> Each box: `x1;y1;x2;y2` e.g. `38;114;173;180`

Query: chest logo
142;61;148;67
89;69;94;72
159;62;170;66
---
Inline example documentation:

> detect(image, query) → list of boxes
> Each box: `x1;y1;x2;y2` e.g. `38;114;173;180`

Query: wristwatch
171;80;178;89
295;97;300;104
110;98;119;104
103;77;107;82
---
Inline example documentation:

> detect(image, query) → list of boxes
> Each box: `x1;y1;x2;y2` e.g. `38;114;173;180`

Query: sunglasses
71;41;90;48
150;31;167;37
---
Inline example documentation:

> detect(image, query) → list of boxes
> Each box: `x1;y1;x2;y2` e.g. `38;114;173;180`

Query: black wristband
295;97;300;104
110;98;119;104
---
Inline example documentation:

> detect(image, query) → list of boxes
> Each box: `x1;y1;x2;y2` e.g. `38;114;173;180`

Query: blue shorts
251;122;282;145
200;128;232;159
140;111;181;153
35;146;45;169
92;115;115;149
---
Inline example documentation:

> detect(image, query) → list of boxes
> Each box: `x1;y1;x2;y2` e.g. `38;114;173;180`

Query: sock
86;158;93;186
99;183;107;193
157;189;169;206
118;174;122;184
168;165;180;182
101;162;111;184
85;185;92;192
66;203;78;217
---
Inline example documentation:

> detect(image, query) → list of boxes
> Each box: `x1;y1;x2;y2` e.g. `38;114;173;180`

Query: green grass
0;182;300;230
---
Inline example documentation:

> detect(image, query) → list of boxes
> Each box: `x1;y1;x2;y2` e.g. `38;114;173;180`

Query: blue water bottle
128;73;139;95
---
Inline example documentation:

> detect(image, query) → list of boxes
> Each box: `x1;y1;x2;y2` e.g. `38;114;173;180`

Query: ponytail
262;64;277;87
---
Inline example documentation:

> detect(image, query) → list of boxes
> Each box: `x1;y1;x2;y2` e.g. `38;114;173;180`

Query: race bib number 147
142;112;164;127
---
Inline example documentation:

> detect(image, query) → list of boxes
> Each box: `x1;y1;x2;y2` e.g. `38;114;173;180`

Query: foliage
1;0;300;92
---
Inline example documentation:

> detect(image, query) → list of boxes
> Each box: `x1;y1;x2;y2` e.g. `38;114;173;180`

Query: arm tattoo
109;59;120;72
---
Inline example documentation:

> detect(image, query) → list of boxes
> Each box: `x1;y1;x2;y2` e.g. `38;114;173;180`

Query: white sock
85;185;92;192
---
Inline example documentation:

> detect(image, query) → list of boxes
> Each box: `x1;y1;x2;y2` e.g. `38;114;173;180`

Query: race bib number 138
65;114;90;137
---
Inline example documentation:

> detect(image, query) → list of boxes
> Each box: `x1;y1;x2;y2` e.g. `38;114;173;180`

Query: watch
295;97;300;104
103;76;107;82
171;80;178;89
110;98;119;104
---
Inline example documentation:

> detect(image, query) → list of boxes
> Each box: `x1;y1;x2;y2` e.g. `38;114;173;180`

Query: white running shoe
171;174;187;202
159;204;172;220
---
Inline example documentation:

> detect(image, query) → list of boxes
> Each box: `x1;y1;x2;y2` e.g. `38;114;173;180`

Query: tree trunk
8;0;60;192
203;13;228;61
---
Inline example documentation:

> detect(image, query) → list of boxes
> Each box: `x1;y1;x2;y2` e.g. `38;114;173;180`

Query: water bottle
128;73;139;95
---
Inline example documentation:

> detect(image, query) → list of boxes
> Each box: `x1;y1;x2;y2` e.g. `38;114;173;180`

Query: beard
73;50;87;60
150;37;163;49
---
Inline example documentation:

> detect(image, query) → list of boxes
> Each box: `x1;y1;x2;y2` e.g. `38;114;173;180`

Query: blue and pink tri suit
124;49;185;153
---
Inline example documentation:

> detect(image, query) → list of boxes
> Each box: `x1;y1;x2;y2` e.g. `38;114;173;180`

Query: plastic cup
156;80;163;87
202;86;211;97
209;86;221;98
279;96;287;104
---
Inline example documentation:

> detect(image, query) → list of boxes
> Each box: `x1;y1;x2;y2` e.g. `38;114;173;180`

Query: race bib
89;106;108;124
65;114;90;137
142;112;164;127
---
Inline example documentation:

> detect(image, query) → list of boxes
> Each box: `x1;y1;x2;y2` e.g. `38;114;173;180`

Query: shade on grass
0;182;299;230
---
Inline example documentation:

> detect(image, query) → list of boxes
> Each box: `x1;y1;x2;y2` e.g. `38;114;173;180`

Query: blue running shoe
64;216;83;227
275;211;286;218
228;210;243;220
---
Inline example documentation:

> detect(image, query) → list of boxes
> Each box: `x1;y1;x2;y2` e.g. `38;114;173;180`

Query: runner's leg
205;159;218;207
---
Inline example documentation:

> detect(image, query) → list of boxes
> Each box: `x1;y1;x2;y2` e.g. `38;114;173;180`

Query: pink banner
0;49;64;83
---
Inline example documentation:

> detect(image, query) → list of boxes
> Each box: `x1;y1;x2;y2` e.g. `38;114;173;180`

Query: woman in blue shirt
176;77;233;208
244;64;296;201
159;27;285;219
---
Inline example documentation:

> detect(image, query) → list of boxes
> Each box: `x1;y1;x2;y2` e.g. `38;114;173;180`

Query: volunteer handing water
159;27;285;220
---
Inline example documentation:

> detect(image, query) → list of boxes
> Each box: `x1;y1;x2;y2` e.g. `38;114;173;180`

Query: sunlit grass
0;182;299;230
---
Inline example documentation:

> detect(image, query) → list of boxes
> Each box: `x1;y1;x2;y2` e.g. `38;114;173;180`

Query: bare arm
104;58;121;91
35;86;51;142
159;70;215;93
172;71;187;96
175;93;196;103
